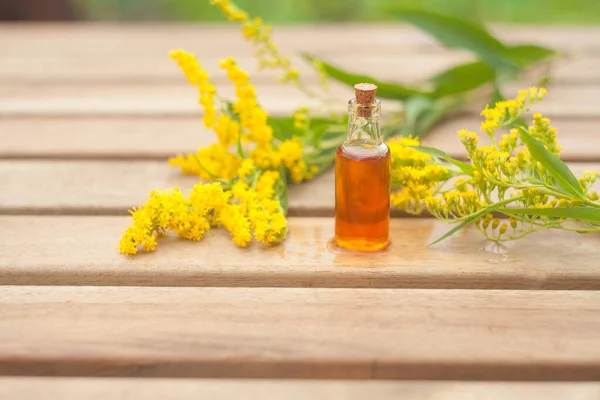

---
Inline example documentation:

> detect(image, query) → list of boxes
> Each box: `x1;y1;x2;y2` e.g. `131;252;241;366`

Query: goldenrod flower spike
122;38;322;254
210;0;311;91
388;87;600;243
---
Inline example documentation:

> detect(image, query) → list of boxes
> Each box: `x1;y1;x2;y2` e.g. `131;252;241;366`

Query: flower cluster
119;177;287;255
390;87;600;242
120;49;320;254
210;0;300;84
388;136;451;214
167;51;313;184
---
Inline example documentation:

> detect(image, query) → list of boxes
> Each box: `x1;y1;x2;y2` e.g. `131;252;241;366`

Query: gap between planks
1;216;600;289
1;286;600;380
1;378;600;400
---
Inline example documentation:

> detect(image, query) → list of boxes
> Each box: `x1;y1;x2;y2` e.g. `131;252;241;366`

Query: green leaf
395;96;466;138
413;97;466;136
276;168;289;215
308;119;343;148
508;44;557;68
497;206;600;223
303;55;425;100
429;61;495;98
382;125;406;140
490;85;505;105
382;7;519;71
401;96;434;136
518;128;586;199
411;145;475;176
268;116;300;141
236;130;245;158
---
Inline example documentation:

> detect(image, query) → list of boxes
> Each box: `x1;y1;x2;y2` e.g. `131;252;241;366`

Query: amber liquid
335;142;391;252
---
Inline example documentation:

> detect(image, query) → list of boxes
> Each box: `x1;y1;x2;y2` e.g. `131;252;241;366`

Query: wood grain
2;216;600;289
1;83;598;117
1;286;600;380
2;161;599;216
0;116;596;161
0;24;598;57
1;51;597;85
2;378;600;400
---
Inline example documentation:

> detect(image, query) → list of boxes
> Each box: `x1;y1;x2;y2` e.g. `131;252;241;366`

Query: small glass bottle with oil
334;83;390;252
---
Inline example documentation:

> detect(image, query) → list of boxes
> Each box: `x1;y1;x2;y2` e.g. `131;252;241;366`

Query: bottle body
335;142;390;252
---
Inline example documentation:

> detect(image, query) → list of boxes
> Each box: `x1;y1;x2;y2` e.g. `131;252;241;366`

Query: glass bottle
334;83;390;252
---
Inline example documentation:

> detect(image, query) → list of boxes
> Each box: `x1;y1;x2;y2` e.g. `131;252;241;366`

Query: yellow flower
289;161;308;183
211;0;248;21
492;218;500;229
278;138;303;169
480;105;503;121
210;0;310;88
214;114;241;148
169;143;241;180
387;136;431;168
246;108;273;146
390;191;413;209
170;49;218;129
237;159;255;179
293;107;308;129
219;58;273;147
119;181;280;254
256;170;281;200
218;203;252;247
242;18;262;40
226;177;287;246
232;180;255;209
250;144;281;169
118;186;207;254
481;119;499;134
190;182;231;214
169;49;210;85
280;68;300;83
458;130;479;154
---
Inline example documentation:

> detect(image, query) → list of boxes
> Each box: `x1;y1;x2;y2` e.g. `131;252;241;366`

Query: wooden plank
0;82;331;117
0;53;469;85
1;52;597;85
2;378;600;400
1;286;600;380
1;24;596;86
0;24;439;57
2;216;600;289
0;116;597;161
0;24;598;57
1;161;599;216
1;83;597;117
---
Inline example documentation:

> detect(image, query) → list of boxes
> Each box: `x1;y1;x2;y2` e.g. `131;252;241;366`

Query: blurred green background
73;0;599;24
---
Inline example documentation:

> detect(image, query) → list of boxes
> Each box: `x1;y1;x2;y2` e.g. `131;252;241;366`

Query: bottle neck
345;98;382;146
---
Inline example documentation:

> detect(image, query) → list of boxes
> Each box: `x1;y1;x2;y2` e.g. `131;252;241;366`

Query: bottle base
331;236;390;253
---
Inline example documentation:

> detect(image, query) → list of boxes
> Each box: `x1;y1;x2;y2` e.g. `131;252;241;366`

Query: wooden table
2;23;600;399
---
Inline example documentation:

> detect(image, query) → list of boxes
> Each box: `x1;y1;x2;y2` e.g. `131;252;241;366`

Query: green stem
192;154;219;180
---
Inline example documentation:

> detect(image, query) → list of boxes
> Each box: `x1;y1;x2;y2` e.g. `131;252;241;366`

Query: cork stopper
354;83;377;117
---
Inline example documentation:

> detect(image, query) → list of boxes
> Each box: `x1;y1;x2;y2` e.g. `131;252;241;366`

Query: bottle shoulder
337;141;389;160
